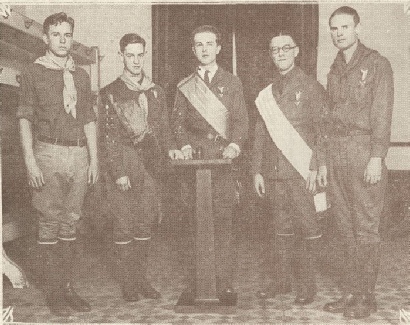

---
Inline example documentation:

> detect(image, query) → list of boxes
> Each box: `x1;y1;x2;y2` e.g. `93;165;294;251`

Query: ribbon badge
359;69;368;86
295;91;301;107
217;86;224;98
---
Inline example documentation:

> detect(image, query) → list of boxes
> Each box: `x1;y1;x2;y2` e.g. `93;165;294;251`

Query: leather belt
206;132;223;142
37;135;87;147
330;128;371;137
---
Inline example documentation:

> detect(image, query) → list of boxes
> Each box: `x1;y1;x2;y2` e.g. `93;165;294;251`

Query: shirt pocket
35;82;62;107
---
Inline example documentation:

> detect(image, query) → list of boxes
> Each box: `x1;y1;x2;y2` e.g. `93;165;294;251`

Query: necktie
204;70;210;86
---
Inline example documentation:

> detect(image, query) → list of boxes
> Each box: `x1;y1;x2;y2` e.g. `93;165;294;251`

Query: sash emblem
359;69;368;86
218;86;224;98
295;91;301;107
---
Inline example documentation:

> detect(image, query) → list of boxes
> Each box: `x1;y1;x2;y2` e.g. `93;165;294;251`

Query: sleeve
171;89;191;149
16;66;36;121
99;89;127;181
250;113;266;176
81;70;97;125
309;81;329;170
370;57;394;158
230;78;249;149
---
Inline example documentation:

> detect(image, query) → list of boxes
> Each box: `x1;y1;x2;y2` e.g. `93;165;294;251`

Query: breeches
328;135;388;244
108;149;158;243
32;141;89;243
265;178;321;239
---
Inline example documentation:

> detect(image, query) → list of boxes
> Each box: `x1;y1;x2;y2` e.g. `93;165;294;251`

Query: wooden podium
171;159;237;313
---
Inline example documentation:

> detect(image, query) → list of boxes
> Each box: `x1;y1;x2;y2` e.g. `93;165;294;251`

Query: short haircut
270;30;298;47
119;33;146;53
191;25;222;46
329;6;360;26
43;12;74;35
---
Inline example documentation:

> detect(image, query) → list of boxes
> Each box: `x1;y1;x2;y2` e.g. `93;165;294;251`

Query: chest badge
295;91;301;107
217;86;224;98
359;69;368;86
152;89;158;99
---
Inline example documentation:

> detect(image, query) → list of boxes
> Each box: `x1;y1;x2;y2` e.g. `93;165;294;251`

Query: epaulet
177;73;195;88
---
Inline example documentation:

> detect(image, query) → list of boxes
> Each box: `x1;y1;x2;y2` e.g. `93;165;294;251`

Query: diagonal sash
178;74;228;139
255;84;328;212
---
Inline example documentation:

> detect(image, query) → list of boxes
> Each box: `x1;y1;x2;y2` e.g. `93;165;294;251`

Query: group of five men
18;5;393;320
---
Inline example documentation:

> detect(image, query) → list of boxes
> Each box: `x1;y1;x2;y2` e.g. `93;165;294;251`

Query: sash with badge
178;73;228;139
255;84;328;212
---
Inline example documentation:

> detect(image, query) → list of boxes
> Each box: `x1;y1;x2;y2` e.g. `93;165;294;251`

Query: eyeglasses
270;45;297;54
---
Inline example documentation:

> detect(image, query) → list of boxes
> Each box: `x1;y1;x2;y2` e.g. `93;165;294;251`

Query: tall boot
344;242;379;319
38;243;72;316
324;243;358;313
256;235;293;299
59;240;91;312
133;239;161;299
113;241;139;302
294;238;318;305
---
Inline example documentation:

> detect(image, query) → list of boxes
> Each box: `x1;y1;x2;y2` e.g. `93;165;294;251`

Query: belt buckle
214;134;221;142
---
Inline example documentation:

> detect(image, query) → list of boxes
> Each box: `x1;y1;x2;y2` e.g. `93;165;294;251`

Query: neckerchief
35;52;77;118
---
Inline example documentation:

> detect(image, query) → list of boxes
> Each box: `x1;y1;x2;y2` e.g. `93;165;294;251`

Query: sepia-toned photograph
1;1;409;323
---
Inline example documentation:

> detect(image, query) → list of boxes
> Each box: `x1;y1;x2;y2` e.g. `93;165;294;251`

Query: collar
332;40;375;74
197;64;218;82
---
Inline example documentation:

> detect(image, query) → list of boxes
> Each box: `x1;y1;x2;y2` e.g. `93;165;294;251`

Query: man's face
329;14;358;50
270;35;299;74
192;32;221;67
121;43;145;76
43;22;73;57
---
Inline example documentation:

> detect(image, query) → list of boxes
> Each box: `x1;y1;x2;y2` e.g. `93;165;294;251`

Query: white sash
178;74;228;139
255;84;328;212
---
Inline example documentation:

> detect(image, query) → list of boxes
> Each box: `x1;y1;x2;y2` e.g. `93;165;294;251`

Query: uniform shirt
252;66;327;180
327;41;394;158
100;77;175;180
172;67;248;158
17;62;95;140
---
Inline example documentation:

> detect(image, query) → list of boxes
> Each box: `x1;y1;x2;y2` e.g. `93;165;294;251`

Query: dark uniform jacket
172;67;248;158
17;63;96;141
251;66;327;180
100;77;174;181
327;41;394;158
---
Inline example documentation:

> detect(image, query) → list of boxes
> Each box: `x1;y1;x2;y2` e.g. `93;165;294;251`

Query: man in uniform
252;31;328;304
18;12;98;316
100;33;181;302
323;6;394;319
172;25;248;298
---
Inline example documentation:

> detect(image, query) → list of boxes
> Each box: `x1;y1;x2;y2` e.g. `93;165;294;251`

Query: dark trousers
328;135;387;295
107;148;159;243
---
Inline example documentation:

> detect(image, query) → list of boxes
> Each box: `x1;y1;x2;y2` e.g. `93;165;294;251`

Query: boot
343;294;372;319
323;243;358;313
294;238;317;305
59;240;91;312
256;236;293;299
114;242;139;302
38;243;72;316
364;243;380;313
133;239;161;299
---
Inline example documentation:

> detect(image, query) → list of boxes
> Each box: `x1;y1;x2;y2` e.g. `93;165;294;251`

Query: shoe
294;287;315;305
63;282;91;312
138;280;161;299
122;288;139;302
46;292;72;316
256;282;291;299
343;294;373;319
323;294;355;313
364;293;378;313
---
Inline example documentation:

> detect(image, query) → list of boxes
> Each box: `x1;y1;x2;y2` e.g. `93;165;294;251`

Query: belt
330;128;371;137
37;135;87;147
206;132;223;142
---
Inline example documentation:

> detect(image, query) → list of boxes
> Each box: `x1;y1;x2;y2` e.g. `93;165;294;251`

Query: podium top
170;159;232;167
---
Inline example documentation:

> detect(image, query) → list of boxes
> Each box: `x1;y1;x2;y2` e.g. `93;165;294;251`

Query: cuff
228;143;240;155
371;143;388;158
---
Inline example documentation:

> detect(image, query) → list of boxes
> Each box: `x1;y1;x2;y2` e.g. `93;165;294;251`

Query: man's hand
88;159;99;185
222;145;239;159
116;176;131;191
306;170;317;194
364;157;382;184
254;173;265;198
169;149;184;160
181;147;193;160
317;165;328;187
26;158;45;189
